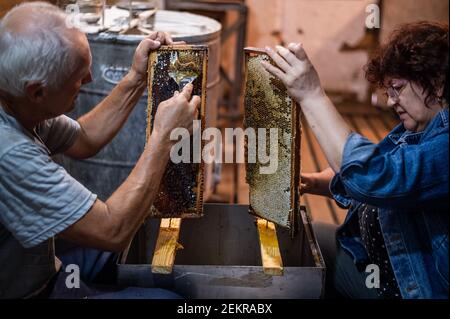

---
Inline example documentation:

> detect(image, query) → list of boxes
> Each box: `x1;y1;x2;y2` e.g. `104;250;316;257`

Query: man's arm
65;32;174;159
59;131;169;252
65;71;146;159
59;85;200;252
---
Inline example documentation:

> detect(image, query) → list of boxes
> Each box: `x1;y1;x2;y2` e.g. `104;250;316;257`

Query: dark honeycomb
146;45;208;218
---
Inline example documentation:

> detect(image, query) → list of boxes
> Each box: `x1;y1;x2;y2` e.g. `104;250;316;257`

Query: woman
262;21;448;299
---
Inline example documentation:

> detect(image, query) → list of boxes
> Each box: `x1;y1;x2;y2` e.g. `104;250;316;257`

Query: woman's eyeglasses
384;81;408;100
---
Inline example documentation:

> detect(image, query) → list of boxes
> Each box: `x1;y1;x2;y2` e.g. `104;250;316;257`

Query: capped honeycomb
146;45;208;218
244;47;301;229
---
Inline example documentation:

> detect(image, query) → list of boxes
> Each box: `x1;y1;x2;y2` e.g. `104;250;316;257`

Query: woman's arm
301;167;335;198
262;44;352;172
329;130;449;209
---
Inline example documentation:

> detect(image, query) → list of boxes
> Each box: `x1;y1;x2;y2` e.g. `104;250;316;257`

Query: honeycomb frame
146;45;208;219
244;47;302;231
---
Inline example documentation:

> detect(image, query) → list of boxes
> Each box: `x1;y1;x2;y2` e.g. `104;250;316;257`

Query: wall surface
245;0;449;100
381;0;449;42
2;0;449;100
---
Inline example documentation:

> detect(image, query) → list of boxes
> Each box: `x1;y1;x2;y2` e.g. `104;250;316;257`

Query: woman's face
385;78;443;132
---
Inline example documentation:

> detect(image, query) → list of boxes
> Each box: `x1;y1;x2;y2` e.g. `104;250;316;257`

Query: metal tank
57;10;221;201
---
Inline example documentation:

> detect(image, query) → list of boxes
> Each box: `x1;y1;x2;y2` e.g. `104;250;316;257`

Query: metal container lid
116;1;156;12
87;9;221;44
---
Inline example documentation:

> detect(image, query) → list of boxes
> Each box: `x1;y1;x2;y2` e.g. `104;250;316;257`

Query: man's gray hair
0;2;79;97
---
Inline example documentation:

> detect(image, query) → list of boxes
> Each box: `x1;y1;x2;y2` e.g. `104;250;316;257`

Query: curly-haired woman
263;21;448;299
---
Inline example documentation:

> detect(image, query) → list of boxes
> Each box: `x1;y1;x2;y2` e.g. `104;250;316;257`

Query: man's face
41;31;92;118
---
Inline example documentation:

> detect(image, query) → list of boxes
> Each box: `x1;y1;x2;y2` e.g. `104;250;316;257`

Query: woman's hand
300;167;335;198
261;43;352;171
261;43;325;104
300;172;318;195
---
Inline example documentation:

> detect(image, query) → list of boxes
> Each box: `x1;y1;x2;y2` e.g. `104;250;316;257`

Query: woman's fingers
261;60;286;80
265;47;291;72
276;45;301;66
299;183;308;195
288;42;308;61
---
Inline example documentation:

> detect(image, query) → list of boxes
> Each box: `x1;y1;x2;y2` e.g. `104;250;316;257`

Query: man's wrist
124;69;147;88
147;131;172;155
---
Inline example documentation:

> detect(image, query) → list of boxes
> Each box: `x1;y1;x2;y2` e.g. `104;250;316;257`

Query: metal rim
87;10;222;44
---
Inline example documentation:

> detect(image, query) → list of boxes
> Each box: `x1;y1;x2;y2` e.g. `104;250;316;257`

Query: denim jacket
330;108;449;299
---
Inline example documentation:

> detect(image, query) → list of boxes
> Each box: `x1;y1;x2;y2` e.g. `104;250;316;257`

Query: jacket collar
388;108;448;145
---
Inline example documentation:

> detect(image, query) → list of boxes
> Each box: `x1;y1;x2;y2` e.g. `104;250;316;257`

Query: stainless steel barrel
57;10;221;201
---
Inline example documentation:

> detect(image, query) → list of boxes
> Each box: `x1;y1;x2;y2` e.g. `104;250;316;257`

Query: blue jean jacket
330;108;449;299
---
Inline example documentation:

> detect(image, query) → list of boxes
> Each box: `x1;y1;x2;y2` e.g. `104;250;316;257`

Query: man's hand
60;85;198;253
152;83;200;144
129;31;183;85
261;43;325;104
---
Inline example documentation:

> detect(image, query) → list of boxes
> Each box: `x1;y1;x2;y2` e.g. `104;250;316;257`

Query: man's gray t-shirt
0;106;97;298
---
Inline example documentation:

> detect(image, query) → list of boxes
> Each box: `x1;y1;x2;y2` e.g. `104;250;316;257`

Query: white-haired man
0;2;199;298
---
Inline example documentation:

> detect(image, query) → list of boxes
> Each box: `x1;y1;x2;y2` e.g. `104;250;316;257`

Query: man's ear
24;82;47;103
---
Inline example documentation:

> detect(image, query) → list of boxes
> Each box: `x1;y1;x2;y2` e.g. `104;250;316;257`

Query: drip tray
117;204;325;299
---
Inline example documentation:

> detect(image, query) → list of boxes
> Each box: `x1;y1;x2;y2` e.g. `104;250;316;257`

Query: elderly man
0;2;199;298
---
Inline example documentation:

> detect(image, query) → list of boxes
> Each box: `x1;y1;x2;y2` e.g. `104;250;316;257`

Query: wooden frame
256;218;284;276
151;218;182;274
